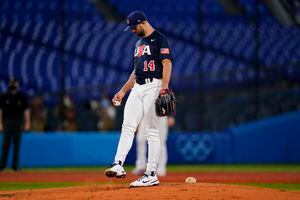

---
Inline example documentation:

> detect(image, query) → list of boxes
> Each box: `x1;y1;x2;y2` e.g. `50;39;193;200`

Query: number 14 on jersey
143;60;155;71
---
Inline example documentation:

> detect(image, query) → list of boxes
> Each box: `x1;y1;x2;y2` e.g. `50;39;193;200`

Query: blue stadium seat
0;0;299;99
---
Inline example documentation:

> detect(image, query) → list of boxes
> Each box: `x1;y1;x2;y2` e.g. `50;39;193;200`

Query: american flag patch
160;48;170;54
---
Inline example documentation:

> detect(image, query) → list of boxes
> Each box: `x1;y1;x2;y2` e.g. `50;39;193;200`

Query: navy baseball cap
124;11;148;31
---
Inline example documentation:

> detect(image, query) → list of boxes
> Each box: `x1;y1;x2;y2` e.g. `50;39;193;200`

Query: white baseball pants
114;78;161;172
135;116;168;175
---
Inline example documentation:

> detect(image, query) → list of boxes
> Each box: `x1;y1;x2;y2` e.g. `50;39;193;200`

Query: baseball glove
155;89;176;117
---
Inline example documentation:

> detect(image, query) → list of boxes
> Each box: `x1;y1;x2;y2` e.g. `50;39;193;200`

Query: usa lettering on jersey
135;45;152;57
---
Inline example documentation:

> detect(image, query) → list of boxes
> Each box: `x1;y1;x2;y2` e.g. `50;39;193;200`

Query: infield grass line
0;182;131;191
230;183;300;191
0;182;82;191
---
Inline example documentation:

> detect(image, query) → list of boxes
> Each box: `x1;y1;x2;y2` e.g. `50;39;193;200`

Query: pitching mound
0;183;300;200
1;171;300;199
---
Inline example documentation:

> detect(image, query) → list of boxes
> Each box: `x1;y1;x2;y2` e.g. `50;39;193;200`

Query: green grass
232;183;300;191
1;164;299;191
20;164;300;173
0;182;82;191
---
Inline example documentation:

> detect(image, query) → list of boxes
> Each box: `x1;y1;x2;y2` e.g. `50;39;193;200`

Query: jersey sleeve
158;36;173;61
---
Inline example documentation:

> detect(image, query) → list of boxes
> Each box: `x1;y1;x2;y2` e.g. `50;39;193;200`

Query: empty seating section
0;0;299;97
112;0;225;19
0;0;97;15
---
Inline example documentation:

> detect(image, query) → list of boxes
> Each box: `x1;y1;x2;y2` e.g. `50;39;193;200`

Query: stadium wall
226;111;300;163
0;112;299;167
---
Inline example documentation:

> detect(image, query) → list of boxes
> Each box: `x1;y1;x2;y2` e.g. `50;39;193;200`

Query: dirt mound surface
0;183;299;200
1;171;300;199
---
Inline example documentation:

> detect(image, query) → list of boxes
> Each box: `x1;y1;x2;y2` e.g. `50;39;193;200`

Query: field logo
175;134;215;162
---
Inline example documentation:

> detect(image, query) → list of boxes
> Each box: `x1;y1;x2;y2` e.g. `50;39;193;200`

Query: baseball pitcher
105;11;173;187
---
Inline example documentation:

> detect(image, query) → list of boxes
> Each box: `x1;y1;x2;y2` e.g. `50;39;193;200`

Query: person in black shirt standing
0;78;30;171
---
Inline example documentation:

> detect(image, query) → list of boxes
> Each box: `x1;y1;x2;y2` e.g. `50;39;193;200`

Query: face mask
64;97;72;108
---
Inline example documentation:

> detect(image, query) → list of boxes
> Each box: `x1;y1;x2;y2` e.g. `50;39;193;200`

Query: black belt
136;78;153;85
